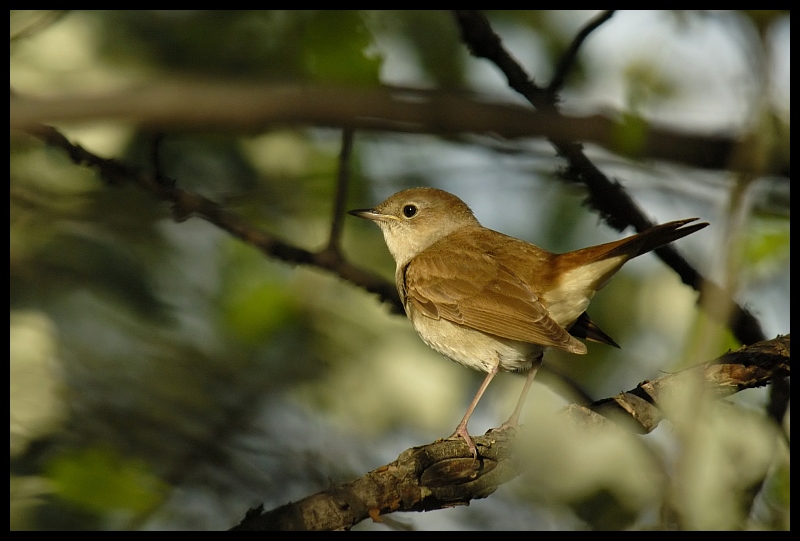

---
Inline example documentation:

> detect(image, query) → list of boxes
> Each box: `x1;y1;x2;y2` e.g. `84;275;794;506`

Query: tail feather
568;311;621;348
624;218;709;260
555;218;708;279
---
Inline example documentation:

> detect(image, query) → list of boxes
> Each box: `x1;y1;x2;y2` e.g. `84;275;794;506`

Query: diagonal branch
570;334;790;433
451;10;766;347
21;123;402;311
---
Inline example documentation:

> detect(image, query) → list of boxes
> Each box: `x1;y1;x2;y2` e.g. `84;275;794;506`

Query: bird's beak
348;208;396;222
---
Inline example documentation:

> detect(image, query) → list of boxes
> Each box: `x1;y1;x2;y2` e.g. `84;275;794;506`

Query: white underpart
543;255;626;327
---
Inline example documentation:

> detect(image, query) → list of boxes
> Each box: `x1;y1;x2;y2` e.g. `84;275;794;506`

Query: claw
450;423;480;464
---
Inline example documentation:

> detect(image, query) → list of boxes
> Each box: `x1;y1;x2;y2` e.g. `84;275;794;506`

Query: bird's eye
402;204;418;218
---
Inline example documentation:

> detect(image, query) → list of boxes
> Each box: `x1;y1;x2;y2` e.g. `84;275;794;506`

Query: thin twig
326;128;355;254
10;10;69;43
548;10;615;93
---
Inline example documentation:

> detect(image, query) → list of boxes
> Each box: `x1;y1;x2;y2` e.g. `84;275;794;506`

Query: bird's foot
487;416;522;438
491;419;520;433
449;424;480;465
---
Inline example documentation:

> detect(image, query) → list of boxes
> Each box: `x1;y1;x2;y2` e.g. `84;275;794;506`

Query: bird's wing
403;241;586;355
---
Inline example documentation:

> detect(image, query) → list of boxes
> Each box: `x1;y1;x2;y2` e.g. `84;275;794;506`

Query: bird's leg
450;361;500;462
498;353;543;431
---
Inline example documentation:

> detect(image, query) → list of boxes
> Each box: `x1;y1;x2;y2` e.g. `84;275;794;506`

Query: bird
349;187;707;461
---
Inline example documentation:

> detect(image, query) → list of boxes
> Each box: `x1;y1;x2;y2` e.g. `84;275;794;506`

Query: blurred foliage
46;446;167;516
10;9;789;531
741;215;791;278
98;10;382;84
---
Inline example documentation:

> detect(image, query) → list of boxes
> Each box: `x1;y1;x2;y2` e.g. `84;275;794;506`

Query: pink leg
500;354;543;430
450;362;499;461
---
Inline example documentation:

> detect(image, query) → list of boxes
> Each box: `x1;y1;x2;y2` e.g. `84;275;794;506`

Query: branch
452;10;767;347
9;85;787;176
21;123;402;312
230;429;519;531
325;128;354;255
568;334;791;433
548;10;615;94
230;335;790;531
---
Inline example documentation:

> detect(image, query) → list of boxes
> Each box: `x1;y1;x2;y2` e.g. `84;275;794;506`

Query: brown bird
349;187;707;460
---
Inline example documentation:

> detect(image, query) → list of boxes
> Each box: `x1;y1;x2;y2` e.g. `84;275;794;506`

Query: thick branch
230;429;518;531
231;335;790;530
9;84;786;176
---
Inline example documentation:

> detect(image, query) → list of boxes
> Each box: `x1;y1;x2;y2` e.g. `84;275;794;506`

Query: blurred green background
10;10;789;530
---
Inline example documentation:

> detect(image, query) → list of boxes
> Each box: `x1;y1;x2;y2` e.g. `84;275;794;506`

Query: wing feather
404;235;586;354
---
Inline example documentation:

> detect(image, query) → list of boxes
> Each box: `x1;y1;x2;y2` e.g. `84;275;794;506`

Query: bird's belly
409;314;544;373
